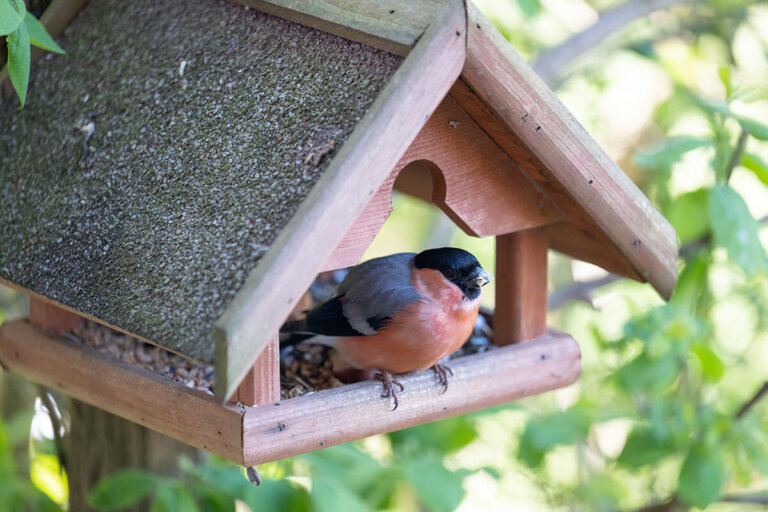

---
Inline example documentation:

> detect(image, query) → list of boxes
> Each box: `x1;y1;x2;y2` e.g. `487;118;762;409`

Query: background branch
533;0;696;86
550;215;768;310
736;381;768;420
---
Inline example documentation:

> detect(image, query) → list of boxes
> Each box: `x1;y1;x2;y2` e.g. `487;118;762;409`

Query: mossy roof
0;0;400;361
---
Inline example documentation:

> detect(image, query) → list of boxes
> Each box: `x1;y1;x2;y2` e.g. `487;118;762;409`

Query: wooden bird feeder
0;0;678;466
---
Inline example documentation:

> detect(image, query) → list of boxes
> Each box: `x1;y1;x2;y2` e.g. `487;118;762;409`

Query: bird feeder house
0;0;678;466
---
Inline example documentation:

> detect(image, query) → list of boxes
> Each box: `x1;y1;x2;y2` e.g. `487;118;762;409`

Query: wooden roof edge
461;3;679;299
227;0;444;56
213;0;467;403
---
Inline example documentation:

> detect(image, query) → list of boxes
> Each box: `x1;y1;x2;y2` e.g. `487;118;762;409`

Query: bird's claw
431;363;453;394
375;371;404;411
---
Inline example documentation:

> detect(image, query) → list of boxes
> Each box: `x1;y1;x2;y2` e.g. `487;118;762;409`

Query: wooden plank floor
0;319;580;466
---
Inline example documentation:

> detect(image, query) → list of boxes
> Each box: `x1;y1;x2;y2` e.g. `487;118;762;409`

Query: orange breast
334;268;480;373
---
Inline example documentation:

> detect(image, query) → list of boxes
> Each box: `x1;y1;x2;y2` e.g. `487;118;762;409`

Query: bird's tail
279;318;314;347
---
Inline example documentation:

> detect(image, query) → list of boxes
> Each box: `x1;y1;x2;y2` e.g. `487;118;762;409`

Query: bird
281;247;490;409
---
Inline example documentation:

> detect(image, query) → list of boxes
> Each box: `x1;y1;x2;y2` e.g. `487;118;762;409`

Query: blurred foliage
2;0;768;511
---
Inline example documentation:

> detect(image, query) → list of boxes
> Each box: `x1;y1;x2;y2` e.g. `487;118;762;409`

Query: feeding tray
0;0;677;464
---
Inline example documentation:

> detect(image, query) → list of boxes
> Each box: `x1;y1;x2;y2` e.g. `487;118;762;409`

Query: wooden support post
495;228;548;344
28;297;83;335
231;334;280;406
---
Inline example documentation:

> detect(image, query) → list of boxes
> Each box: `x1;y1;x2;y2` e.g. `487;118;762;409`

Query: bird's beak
467;268;491;289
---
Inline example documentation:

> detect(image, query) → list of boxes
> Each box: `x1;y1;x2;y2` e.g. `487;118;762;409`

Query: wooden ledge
0;319;580;466
242;329;580;465
0;319;246;464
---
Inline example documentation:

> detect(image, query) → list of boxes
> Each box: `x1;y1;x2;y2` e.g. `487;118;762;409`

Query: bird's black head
414;247;490;300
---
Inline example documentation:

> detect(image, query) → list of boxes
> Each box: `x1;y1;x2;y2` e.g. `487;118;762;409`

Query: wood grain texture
215;0;467;403
400;96;562;237
546;222;643;278
0;0;90;101
241;329;581;465
460;4;678;298
0;320;245;464
227;0;443;55
28;297;83;335
495;229;548;344
323;95;563;270
447;80;642;281
231;334;280;406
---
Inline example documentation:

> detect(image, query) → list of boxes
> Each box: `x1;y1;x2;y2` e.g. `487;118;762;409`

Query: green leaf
0;0;25;35
23;12;64;54
7;20;30;108
742;153;768;186
678;443;725;508
634;136;711;169
190;465;251;497
518;408;590;467
718;66;732;97
88;470;158;510
617;426;674;469
517;0;541;19
240;478;311;512
692;344;724;382
708;184;768;276
403;457;465;512
151;483;197;512
740;118;768;141
310;475;372;512
0;420;15;479
671;252;709;309
615;353;680;393
390;416;477;454
666;189;710;243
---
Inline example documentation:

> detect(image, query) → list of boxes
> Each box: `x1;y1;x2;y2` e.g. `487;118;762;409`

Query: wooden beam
241;330;580;465
447;80;644;283
546;222;641;278
28;297;83;335
322;94;563;271
231;334;280;406
0;319;245;464
495;229;548;344
227;0;442;55
460;4;678;299
215;0;467;403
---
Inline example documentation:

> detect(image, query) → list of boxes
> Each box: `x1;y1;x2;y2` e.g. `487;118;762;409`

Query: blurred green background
3;0;768;510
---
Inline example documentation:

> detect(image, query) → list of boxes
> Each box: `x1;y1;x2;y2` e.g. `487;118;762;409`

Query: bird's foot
375;371;405;411
430;363;454;394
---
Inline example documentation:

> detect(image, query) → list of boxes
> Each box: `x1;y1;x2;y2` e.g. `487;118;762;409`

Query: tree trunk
68;399;199;512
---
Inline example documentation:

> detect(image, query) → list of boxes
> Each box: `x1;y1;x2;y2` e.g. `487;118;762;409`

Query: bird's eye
444;269;457;280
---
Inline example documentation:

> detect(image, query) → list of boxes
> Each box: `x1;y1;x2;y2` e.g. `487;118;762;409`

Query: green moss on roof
0;0;401;361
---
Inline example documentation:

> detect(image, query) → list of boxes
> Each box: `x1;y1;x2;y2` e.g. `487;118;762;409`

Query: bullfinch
281;247;490;409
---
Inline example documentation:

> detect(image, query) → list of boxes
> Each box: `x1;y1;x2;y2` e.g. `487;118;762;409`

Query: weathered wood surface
459;4;678;299
241;329;580;465
494;229;549;344
0;320;245;464
447;80;642;281
28;296;83;335
323;94;563;270
68;400;200;512
228;0;443;55
231;334;280;406
215;0;467;403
